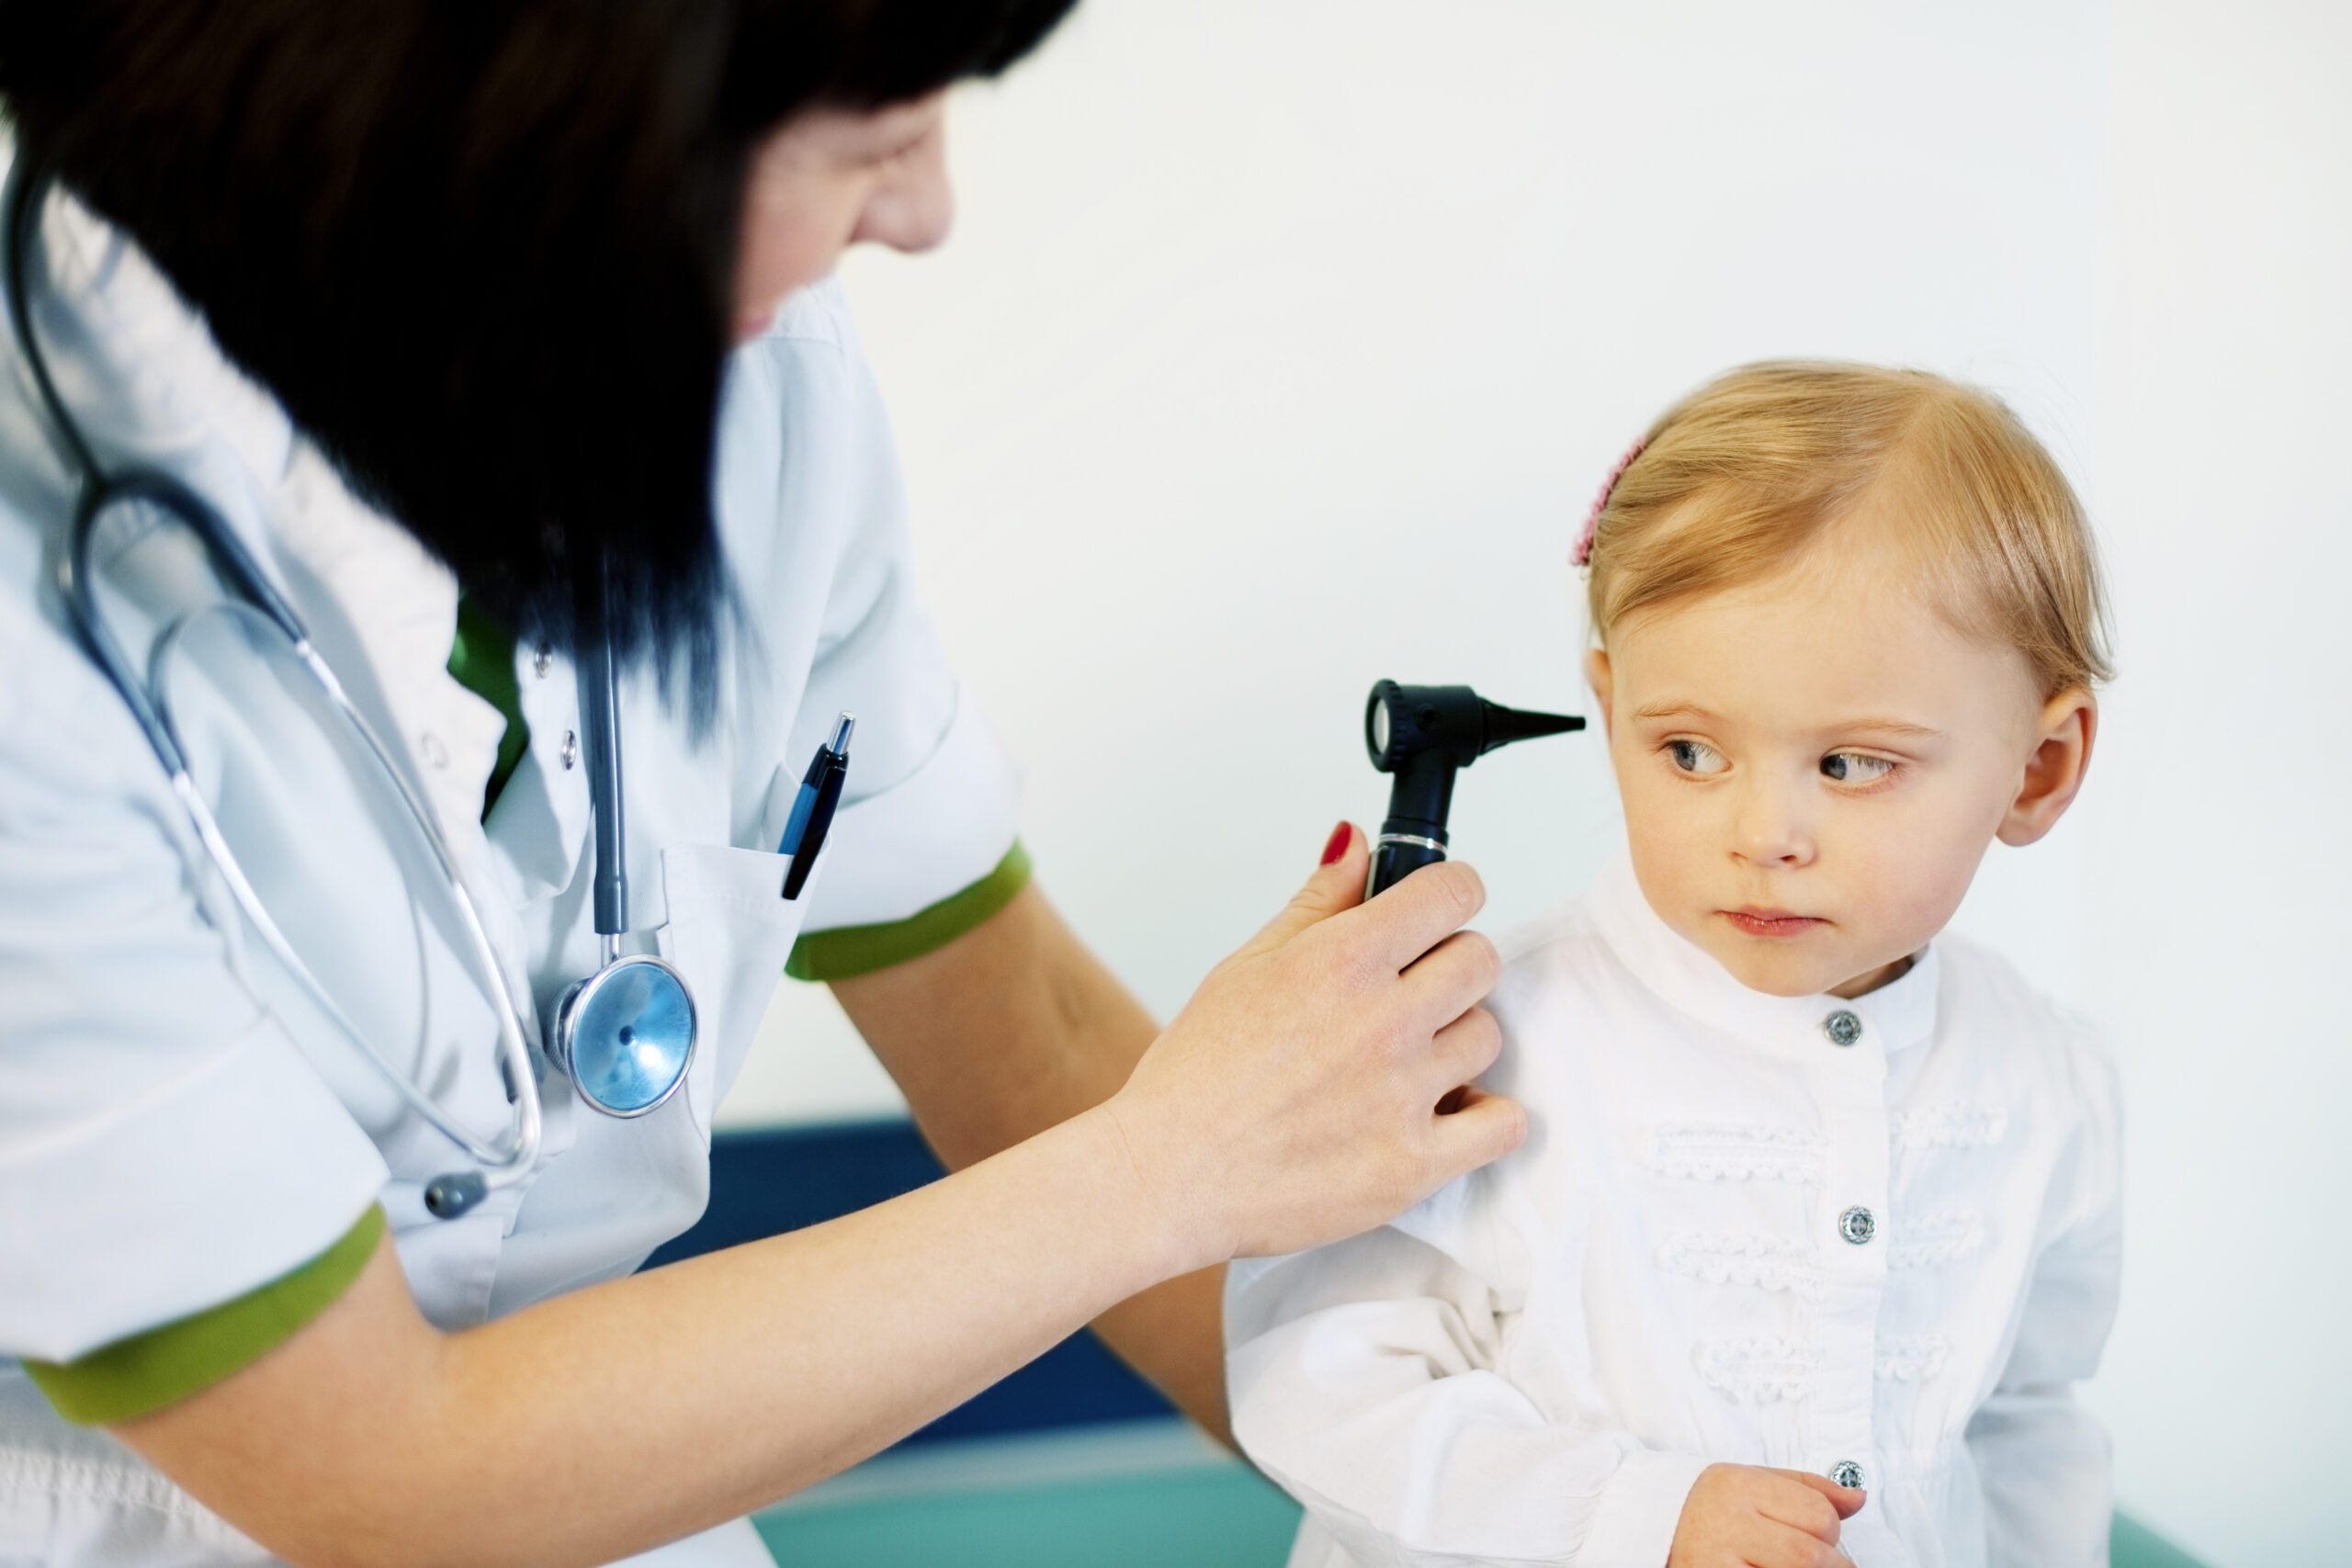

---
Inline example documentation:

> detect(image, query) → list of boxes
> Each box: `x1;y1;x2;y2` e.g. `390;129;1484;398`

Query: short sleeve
24;1204;385;1424
711;279;1023;949
0;594;389;1365
790;686;1024;938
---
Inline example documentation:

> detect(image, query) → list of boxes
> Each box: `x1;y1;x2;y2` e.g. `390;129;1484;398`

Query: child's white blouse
1227;854;2122;1568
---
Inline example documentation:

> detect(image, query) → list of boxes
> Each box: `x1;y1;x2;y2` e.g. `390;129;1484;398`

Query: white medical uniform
0;177;1022;1564
1227;854;2122;1568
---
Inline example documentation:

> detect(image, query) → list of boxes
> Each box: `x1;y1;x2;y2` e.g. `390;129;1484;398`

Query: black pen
779;712;853;900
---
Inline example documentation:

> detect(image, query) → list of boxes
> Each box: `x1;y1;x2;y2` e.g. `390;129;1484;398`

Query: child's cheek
1621;787;1733;953
1841;805;1991;959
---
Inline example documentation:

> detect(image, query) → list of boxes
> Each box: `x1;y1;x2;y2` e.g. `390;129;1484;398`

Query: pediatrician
0;4;1525;1566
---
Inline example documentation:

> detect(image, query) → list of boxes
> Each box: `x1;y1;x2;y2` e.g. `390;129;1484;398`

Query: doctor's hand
1103;821;1523;1268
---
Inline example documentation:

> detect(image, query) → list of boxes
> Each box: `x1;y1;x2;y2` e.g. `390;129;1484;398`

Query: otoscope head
1363;680;1586;897
1365;680;1585;773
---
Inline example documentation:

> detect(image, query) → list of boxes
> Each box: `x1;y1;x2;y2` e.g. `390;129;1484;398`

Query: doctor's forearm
115;839;1517;1568
832;881;1234;1441
114;1104;1193;1568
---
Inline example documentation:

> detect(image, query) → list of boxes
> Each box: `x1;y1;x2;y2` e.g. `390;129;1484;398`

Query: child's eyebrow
1628;701;1943;742
1630;700;1717;723
1833;717;1945;740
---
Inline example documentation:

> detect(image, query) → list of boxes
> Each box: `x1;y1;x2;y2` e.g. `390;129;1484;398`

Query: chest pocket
655;842;811;1134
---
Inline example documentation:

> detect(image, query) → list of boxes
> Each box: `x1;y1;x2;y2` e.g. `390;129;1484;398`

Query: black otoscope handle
1368;834;1449;897
1369;748;1458;896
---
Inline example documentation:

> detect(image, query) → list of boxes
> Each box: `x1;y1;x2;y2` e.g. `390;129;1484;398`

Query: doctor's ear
1997;686;2098;847
1583;649;1616;739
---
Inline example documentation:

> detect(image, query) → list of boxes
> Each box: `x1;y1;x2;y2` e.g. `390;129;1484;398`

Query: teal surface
754;1463;1302;1568
754;1460;2209;1568
2113;1510;2213;1568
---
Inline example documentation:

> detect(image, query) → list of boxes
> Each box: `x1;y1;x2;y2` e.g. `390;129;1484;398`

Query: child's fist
1667;1462;1866;1568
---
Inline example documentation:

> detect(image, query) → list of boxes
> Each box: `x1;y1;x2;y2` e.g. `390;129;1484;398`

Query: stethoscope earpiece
424;1170;490;1220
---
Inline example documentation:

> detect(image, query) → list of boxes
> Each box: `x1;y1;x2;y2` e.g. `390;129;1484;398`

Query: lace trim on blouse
1647;1122;1827;1184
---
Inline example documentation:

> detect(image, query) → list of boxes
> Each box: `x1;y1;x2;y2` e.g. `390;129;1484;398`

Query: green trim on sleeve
786;840;1033;982
22;1205;387;1427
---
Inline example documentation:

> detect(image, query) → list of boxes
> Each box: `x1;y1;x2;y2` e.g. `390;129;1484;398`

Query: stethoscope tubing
6;159;547;1198
148;604;547;1173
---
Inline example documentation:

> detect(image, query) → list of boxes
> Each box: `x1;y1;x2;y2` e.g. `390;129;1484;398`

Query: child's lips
1721;908;1826;939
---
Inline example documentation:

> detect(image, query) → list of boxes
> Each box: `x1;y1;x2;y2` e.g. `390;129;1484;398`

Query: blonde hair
1584;360;2112;695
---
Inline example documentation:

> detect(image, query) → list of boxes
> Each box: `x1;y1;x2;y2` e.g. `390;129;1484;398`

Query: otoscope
1363;680;1585;896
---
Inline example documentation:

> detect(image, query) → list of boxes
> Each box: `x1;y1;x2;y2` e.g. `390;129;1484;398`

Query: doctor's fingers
1419;1083;1526;1188
1330;859;1489;975
1238;821;1374;961
1395;927;1503;1033
1413;1004;1502;1097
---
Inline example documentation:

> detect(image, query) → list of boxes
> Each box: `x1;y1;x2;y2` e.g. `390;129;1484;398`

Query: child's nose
1730;776;1815;867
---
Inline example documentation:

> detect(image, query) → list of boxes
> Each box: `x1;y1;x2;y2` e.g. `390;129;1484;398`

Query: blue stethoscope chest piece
553;953;697;1116
548;568;707;1124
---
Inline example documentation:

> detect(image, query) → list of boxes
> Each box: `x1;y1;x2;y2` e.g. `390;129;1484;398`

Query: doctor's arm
829;876;1229;1438
109;839;1523;1568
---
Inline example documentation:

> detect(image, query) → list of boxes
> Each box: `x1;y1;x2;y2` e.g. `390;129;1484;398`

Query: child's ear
1997;687;2098;847
1583;648;1615;739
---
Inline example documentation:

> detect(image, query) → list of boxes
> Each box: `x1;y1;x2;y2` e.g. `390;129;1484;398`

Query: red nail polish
1319;822;1352;865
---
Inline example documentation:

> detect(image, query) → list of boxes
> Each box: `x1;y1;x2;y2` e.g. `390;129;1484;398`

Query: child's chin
1709;942;1848;999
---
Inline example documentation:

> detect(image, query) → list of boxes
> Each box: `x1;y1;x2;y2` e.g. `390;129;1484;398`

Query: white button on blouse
1227;854;2123;1568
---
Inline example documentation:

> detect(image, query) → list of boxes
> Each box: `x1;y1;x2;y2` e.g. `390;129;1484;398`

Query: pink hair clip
1571;436;1646;567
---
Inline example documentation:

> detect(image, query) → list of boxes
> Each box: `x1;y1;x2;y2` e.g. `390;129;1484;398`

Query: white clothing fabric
1227;854;2122;1568
0;171;1020;1563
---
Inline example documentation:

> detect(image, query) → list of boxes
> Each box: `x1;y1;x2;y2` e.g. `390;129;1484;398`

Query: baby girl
1228;362;2122;1568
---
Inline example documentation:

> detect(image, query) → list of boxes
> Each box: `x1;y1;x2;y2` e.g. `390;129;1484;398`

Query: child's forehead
1608;529;2039;726
1623;502;1930;632
1634;482;1975;628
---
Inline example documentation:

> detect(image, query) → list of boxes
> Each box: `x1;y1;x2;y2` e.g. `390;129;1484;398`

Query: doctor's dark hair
0;0;1076;709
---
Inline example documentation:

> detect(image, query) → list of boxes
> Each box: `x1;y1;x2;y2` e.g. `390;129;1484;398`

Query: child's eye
1820;752;1894;784
1668;739;1728;775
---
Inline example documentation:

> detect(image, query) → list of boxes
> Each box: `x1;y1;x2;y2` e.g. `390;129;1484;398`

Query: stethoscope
2;163;800;1221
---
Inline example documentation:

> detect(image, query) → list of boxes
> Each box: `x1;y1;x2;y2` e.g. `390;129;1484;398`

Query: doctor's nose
854;132;954;255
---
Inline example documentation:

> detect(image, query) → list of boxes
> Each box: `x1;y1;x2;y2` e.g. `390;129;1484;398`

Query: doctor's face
1584;521;2094;999
732;91;955;341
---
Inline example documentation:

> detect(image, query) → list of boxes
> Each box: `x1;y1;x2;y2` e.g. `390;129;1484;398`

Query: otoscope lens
569;957;695;1115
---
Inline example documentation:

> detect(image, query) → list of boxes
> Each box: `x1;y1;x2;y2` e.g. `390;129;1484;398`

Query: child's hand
1667;1463;1866;1567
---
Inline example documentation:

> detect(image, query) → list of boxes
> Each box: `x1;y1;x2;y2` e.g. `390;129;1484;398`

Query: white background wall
716;4;2351;1560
